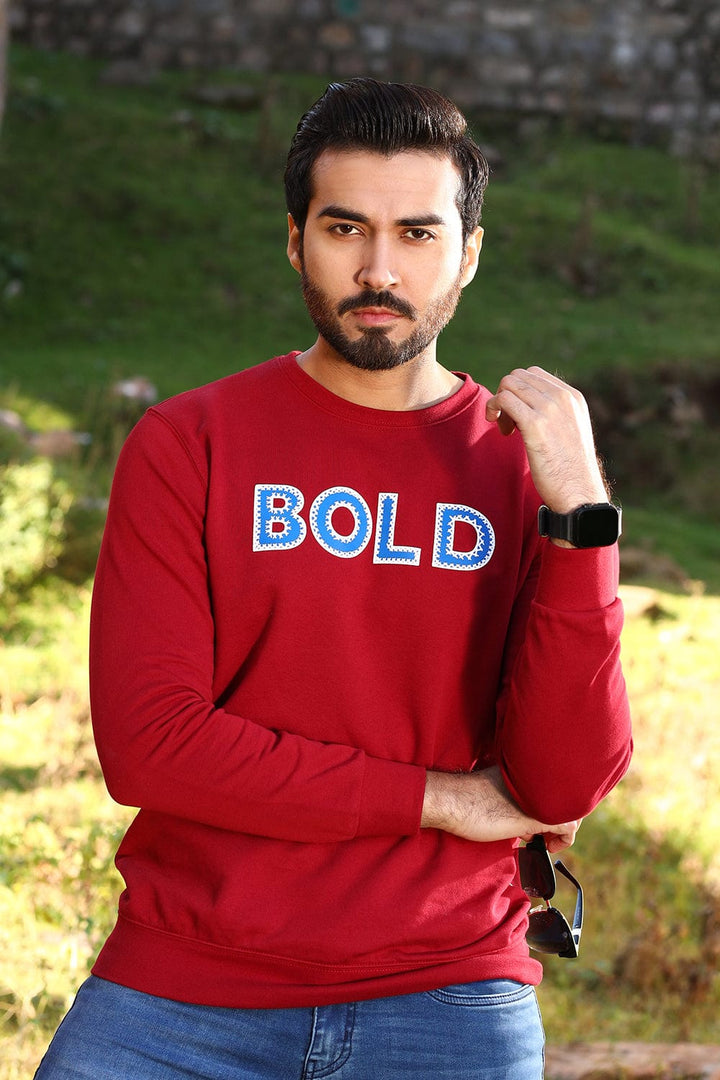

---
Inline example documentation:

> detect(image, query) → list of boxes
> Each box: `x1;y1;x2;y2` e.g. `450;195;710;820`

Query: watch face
576;505;621;547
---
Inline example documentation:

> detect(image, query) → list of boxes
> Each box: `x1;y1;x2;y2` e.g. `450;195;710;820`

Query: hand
422;766;581;847
538;829;581;855
485;367;608;515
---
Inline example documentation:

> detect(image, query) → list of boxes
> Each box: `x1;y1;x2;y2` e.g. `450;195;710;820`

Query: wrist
421;771;457;832
538;502;621;549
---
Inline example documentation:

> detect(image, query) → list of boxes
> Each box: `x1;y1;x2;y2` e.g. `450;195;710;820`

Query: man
36;78;631;1078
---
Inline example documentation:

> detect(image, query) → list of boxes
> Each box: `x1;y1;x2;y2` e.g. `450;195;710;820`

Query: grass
1;44;719;1074
539;588;720;1044
2;48;719;409
2;586;718;1075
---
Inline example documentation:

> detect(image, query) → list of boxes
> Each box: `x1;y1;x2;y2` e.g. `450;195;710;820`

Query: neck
296;340;462;411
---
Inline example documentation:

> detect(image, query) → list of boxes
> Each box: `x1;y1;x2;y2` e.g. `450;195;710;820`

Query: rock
0;408;28;438
27;430;92;457
1;409;91;459
619;545;694;591
545;1042;720;1079
112;377;158;404
617;584;667;620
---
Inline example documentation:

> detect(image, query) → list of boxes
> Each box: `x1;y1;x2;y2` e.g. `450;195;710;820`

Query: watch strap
538;503;622;548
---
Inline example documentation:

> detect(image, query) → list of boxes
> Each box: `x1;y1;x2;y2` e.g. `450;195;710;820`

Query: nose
356;239;399;291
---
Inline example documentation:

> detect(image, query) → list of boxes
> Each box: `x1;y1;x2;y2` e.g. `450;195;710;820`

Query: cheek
301;242;350;293
422;254;465;299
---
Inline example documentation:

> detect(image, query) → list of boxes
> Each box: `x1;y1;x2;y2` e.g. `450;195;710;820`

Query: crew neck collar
278;351;480;428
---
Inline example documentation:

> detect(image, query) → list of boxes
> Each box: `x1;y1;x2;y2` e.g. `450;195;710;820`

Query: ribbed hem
92;916;543;1008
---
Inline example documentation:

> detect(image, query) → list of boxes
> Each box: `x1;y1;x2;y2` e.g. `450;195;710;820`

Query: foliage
0;460;72;597
579;363;720;531
0;593;133;1077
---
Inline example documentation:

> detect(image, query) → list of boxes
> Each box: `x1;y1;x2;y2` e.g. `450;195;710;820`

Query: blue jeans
35;974;545;1079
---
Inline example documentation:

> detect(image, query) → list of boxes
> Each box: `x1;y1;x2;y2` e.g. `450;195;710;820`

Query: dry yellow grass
1;583;719;1074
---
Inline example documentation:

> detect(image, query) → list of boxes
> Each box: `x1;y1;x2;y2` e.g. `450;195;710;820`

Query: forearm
91;618;427;843
485;368;632;821
91;413;429;843
495;544;632;824
421;765;579;849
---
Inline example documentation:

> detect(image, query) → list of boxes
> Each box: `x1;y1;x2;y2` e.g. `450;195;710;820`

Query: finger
487;369;546;431
544;820;581;853
491;371;555;420
545;834;573;854
523;368;590;420
501;369;572;410
525;366;567;387
485;397;517;436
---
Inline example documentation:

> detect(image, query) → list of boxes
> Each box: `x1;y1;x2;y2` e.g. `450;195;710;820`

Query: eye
330;222;362;236
404;228;435;242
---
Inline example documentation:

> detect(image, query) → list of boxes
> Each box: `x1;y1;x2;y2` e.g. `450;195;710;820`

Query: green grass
1;45;719;1074
2;47;719;411
3;44;718;557
1;47;325;409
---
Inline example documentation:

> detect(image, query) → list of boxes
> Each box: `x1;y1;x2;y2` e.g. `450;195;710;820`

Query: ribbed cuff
534;541;620;611
355;756;427;838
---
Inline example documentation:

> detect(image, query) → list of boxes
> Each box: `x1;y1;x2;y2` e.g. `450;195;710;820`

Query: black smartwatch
538;503;622;548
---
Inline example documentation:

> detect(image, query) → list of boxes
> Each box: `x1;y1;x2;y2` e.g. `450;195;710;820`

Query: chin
330;330;432;373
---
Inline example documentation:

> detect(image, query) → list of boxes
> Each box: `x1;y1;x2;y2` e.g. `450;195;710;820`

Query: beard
300;265;465;373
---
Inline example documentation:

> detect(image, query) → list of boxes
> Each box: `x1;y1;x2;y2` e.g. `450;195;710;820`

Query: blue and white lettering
373;493;422;566
309;487;372;559
253;484;307;551
432;503;495;571
254;484;496;569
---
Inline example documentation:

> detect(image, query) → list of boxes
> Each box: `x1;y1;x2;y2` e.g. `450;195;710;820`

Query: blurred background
1;1;719;1074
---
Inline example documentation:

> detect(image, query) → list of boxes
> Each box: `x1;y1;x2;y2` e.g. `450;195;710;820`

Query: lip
350;307;404;325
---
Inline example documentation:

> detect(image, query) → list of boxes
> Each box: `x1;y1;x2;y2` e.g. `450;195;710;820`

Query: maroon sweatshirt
89;352;631;1006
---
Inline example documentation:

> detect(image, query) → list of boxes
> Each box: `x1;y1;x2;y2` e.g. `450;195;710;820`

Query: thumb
486;397;517;436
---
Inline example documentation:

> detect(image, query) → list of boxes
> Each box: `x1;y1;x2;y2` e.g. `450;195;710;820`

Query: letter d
432;503;495;571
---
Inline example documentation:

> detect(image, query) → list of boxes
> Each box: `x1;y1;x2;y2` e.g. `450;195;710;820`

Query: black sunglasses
518;834;584;959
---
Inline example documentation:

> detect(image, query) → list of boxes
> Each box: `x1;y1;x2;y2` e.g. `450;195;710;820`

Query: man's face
287;150;482;371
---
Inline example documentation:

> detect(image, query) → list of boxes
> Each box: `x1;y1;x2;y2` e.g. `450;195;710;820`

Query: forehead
308;149;463;224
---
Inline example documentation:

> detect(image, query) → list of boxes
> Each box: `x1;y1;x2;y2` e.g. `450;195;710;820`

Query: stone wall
8;0;720;158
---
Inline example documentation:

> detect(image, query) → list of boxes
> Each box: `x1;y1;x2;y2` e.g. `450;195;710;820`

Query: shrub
0;460;72;596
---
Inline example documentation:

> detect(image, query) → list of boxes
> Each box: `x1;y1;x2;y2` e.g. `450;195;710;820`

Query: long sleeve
495;539;632;824
89;411;426;843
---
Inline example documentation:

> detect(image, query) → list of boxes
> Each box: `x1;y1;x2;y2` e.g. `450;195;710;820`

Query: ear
459;225;484;288
287;214;303;274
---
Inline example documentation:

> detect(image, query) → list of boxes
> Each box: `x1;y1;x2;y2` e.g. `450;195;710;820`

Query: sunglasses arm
555;859;584;949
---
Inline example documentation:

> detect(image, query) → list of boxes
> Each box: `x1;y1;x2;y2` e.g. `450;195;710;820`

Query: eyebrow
317;205;448;228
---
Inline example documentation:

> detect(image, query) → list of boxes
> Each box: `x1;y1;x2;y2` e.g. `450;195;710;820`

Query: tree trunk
0;0;8;134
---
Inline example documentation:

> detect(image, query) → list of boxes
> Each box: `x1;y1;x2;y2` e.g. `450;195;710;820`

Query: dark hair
284;78;489;242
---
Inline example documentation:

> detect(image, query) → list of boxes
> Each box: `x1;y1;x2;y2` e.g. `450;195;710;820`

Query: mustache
337;290;417;320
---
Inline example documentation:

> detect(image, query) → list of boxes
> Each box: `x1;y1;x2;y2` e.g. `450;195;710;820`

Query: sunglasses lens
526;907;577;958
518;847;556;899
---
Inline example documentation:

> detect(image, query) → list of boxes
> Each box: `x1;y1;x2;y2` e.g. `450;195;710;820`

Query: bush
0;460;73;596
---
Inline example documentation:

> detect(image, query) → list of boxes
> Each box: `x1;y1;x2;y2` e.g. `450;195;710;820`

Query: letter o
309;487;372;558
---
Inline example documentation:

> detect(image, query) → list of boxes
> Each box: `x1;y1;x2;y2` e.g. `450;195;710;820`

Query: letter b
253;484;307;550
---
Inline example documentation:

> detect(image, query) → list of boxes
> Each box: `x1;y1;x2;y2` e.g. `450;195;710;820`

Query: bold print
253;483;495;570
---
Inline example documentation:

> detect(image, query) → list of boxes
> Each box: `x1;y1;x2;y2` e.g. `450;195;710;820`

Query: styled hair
284;78;489;242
